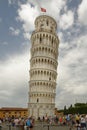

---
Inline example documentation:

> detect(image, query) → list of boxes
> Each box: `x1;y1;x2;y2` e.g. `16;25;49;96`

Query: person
76;114;80;125
30;117;34;130
59;116;63;125
0;118;2;130
85;114;87;129
80;115;86;130
14;117;19;126
26;117;34;130
0;119;2;125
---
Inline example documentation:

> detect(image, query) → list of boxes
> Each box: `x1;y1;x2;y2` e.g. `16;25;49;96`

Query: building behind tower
28;15;59;119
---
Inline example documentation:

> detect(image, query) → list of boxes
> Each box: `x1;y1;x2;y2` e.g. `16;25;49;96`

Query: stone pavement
1;123;76;130
34;124;76;130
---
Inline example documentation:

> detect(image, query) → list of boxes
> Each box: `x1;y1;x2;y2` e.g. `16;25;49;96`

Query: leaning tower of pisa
28;15;59;119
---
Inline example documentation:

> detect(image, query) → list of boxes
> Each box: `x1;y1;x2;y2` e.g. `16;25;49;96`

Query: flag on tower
41;7;46;12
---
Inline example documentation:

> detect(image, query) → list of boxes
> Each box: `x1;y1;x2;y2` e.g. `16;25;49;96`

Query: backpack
26;119;31;126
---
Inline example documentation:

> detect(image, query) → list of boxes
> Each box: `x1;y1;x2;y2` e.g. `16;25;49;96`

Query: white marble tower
28;15;59;119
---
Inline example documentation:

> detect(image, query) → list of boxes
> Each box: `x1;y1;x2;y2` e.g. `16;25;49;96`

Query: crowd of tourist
0;116;34;130
0;114;87;130
37;114;87;130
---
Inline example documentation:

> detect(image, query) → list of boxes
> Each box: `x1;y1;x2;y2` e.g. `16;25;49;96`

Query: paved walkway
34;125;74;130
1;123;76;130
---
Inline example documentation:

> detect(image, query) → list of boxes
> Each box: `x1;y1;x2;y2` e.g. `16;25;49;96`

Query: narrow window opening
37;98;39;103
40;37;42;43
49;77;51;81
47;21;48;26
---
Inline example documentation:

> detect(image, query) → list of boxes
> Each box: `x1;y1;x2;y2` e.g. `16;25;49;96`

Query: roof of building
0;107;28;111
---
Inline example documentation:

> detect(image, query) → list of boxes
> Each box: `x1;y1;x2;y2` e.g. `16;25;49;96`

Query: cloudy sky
0;0;87;109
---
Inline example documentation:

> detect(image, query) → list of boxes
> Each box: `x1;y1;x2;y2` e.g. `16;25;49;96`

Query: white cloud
2;42;8;45
8;0;21;5
9;27;20;36
59;10;74;30
8;0;12;4
56;34;87;108
17;3;39;32
0;41;8;46
23;32;31;40
39;0;67;19
0;52;30;107
78;0;87;25
8;0;16;5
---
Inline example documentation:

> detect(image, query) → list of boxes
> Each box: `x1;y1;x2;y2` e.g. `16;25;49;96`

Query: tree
64;105;67;115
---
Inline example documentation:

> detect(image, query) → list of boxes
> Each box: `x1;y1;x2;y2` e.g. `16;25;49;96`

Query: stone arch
37;58;39;62
44;71;46;75
41;58;43;62
37;47;39;52
38;70;40;74
50;60;52;65
41;82;43;85
49;35;51;41
39;47;41;51
47;71;49;76
38;58;40;63
47;59;49;63
48;48;50;54
52;37;53;46
46;34;48;43
36;59;37;63
46;20;49;26
43;82;45;85
41;70;43;75
40;34;42;43
46;82;48;86
43;34;45;38
42;47;44;52
53;38;56;47
45;59;46;63
35;71;37;75
50;72;51;76
37;82;39;85
51;49;53;54
45;47;47;52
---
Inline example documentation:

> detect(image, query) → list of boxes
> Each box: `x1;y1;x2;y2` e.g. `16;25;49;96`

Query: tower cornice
30;56;58;65
31;29;59;43
29;68;57;75
35;15;57;29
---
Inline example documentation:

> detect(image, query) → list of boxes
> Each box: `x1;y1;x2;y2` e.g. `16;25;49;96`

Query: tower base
28;103;55;119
